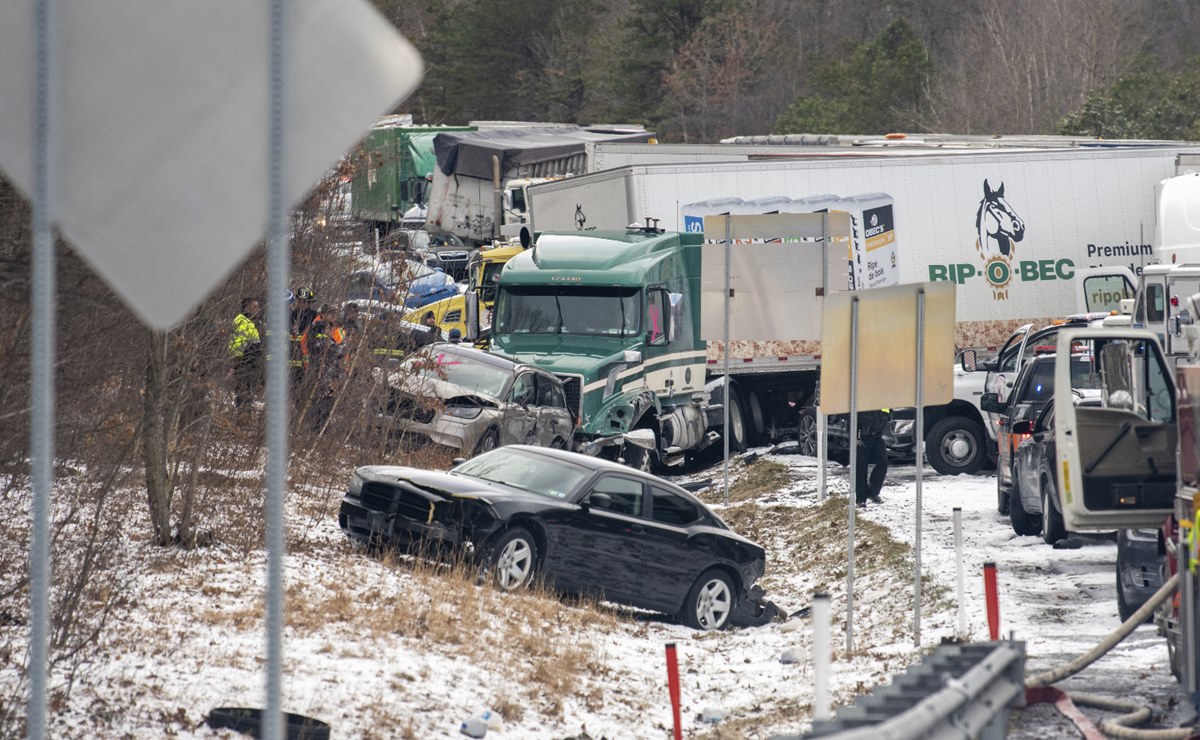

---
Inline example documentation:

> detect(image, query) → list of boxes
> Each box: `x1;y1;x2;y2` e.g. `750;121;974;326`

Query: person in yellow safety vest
855;408;891;507
228;297;262;408
289;286;318;385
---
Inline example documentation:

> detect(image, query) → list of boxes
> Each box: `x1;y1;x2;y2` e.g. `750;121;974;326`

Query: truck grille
557;374;584;424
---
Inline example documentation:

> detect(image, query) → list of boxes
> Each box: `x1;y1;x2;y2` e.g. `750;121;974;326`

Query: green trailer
350;116;474;232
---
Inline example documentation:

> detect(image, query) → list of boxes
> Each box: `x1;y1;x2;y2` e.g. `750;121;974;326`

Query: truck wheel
745;389;766;446
726;387;747;453
796;408;817;457
926;416;986;476
1009;482;1040;536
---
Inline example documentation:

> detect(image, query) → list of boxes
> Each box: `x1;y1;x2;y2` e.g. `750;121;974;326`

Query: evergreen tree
773;18;935;135
1060;56;1200;140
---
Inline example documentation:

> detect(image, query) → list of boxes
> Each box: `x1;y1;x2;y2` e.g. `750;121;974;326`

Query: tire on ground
681;568;737;631
483;527;538;592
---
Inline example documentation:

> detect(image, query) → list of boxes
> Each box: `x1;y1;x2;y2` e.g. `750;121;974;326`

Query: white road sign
0;1;423;328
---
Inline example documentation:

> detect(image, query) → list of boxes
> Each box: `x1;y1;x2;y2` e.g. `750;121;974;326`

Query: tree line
377;0;1200;142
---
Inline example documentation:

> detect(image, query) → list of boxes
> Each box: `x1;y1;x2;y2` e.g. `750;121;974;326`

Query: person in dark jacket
289;286;318;387
855;408;890;506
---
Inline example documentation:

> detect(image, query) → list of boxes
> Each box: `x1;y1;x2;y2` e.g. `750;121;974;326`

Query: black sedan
338;445;775;630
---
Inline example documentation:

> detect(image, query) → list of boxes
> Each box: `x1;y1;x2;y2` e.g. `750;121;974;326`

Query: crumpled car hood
386;372;501;405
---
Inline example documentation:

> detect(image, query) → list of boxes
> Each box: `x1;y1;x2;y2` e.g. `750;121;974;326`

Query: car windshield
401;347;512;397
497;286;642;337
453;448;590;499
1022;355;1102;402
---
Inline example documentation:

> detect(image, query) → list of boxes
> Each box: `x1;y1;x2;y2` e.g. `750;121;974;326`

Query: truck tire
745;388;766;446
926;416;987;476
726;386;747;453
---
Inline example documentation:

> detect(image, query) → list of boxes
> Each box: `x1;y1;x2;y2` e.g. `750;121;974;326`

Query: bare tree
931;0;1150;134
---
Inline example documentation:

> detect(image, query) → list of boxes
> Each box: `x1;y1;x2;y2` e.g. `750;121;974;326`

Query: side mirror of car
1011;420;1034;435
584;492;613;511
980;392;1002;413
450;457;466;468
960;349;977;372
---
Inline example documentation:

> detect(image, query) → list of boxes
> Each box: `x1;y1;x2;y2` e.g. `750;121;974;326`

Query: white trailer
529;146;1200;349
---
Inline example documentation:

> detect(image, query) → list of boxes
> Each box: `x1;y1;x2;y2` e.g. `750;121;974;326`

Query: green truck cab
491;226;713;466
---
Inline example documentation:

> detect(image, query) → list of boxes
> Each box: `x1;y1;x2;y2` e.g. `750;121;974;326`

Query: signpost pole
28;2;55;736
722;216;732;506
818;214;829;499
846;297;859;654
914;289;926;647
264;2;288;737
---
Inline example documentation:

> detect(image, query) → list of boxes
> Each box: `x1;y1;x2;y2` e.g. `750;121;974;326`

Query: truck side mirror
668;292;684;343
960;349;977;372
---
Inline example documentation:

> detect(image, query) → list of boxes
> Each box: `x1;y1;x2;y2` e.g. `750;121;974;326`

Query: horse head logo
976;180;1025;259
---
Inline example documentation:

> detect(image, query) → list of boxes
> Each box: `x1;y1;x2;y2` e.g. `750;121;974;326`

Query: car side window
510;373;536;406
1034;403;1054;433
649;486;701;526
535;374;556;407
588;476;644;517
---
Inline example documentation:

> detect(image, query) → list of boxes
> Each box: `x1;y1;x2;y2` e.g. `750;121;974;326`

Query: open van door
1075;266;1136;315
1054;327;1177;530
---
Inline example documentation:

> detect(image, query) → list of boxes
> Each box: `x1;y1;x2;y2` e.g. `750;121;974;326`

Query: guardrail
768;640;1026;740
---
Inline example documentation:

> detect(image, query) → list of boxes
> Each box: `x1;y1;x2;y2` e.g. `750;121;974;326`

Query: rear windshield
1023;357;1101;402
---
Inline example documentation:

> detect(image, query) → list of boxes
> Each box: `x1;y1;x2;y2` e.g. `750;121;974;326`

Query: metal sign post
722;216;732;505
846;298;860;654
913;289;926;647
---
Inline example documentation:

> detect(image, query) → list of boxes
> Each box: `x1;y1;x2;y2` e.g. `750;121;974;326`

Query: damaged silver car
379;343;576;456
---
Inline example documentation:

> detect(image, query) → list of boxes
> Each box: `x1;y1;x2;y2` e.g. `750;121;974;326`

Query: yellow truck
404;239;525;339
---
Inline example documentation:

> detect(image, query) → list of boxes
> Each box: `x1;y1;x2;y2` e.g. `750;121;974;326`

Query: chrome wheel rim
495;538;533;590
694;578;732;630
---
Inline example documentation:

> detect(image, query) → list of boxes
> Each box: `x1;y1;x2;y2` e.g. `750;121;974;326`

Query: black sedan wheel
682;569;736;630
485;528;537;591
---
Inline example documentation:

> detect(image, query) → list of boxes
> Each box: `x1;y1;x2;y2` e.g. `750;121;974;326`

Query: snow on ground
1;443;1189;738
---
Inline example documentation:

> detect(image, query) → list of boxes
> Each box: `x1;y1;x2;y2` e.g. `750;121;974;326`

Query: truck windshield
497;286;642;337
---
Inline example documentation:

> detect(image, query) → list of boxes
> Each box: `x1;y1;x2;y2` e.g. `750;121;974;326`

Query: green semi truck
350;116;474;234
489;223;816;468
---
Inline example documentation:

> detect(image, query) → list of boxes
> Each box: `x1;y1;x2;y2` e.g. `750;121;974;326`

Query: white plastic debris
779;618;803;633
699;707;728;725
481;710;503;732
780;648;805;664
460;716;487;738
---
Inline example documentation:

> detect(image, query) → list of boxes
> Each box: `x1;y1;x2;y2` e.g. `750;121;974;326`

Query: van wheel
1010;482;1040;536
1041;478;1066;545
